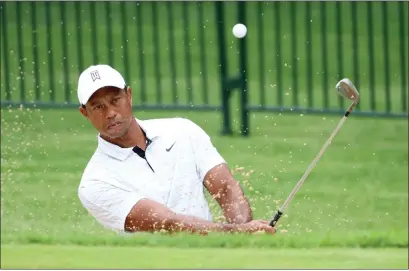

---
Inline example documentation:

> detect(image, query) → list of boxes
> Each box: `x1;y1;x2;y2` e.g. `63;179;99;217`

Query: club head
336;78;360;104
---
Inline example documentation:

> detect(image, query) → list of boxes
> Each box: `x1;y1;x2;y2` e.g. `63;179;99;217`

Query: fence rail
1;1;407;135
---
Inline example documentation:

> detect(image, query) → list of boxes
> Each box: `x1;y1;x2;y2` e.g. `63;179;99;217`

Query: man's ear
126;87;132;104
79;105;88;118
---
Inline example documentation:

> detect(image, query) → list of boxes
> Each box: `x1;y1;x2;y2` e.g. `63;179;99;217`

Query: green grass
1;108;408;250
1;245;408;269
1;1;408;114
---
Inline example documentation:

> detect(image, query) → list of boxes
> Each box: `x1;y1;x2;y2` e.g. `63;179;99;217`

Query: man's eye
93;105;103;110
112;97;121;104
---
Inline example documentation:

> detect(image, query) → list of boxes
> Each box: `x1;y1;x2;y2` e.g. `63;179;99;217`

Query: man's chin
100;121;131;141
104;131;127;139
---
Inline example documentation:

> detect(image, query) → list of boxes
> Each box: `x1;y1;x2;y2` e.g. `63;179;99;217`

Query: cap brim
81;83;126;105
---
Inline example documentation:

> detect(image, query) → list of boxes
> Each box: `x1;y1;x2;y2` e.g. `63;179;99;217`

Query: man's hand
235;220;276;234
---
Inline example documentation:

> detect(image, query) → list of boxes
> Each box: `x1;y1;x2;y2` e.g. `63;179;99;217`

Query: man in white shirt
77;64;276;235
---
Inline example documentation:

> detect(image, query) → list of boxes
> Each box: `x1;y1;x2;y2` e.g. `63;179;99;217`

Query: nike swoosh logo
166;142;176;152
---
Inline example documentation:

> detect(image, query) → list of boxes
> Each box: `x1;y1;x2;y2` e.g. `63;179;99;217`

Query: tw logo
90;70;101;82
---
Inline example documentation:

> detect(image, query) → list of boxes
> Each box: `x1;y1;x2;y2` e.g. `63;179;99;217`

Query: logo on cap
90;70;101;82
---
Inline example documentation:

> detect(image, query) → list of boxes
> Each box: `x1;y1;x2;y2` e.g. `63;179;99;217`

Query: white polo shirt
78;117;226;232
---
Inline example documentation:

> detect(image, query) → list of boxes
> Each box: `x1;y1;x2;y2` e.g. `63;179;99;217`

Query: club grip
269;210;283;227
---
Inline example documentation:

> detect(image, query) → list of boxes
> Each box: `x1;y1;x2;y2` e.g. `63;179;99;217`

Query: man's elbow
125;216;173;233
124;206;178;233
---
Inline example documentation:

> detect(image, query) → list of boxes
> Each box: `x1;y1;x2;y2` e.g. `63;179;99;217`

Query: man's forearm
125;199;239;235
220;180;253;224
203;164;253;224
164;213;237;235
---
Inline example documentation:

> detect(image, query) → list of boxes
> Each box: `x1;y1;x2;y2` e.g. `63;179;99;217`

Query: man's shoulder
141;117;202;134
78;151;119;198
141;117;196;128
79;151;111;183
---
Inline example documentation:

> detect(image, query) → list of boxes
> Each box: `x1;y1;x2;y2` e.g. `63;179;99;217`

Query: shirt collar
97;118;162;161
97;136;134;161
137;118;177;149
137;118;161;141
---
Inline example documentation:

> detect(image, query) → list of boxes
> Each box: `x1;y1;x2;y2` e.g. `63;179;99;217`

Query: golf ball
232;23;247;38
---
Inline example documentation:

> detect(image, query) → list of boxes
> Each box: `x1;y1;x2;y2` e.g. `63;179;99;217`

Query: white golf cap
77;64;126;105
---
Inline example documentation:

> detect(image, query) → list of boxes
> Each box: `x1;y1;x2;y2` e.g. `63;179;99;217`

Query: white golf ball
232;23;247;38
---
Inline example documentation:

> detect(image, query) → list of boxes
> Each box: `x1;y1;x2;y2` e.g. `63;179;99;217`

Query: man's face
80;86;134;139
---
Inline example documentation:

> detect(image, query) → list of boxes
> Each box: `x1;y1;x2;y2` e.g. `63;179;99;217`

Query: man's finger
257;220;269;225
264;225;276;234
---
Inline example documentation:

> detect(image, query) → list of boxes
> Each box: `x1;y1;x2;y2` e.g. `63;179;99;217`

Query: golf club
269;78;360;227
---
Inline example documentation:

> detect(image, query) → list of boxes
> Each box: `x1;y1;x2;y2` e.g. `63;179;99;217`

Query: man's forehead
88;87;123;102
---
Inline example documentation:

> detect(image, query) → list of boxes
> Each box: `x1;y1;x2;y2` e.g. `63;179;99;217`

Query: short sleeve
78;169;145;232
184;119;226;182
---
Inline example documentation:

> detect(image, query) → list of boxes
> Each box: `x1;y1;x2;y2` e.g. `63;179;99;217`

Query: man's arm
125;198;236;234
124;198;274;234
79;175;275;235
182;118;253;224
203;163;253;224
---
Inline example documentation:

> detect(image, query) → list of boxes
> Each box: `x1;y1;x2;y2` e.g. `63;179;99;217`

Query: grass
1;1;408;114
1;245;408;269
1;108;408;249
1;106;407;268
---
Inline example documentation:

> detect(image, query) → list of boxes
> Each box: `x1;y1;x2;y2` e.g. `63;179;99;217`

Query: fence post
1;2;11;101
215;2;232;135
16;2;25;103
237;1;249;136
216;2;249;136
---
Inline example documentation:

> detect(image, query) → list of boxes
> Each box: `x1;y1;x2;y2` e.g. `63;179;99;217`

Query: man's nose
106;105;117;119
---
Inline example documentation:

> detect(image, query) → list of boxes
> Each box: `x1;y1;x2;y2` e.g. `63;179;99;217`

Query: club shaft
271;102;356;226
281;115;347;211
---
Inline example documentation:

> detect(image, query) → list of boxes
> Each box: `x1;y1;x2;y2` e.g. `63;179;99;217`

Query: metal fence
1;1;407;135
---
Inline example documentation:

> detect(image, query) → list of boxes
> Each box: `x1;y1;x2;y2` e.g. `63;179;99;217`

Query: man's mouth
107;121;121;129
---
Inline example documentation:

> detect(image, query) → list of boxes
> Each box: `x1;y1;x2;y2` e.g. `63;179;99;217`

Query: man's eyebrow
88;100;100;106
88;90;122;105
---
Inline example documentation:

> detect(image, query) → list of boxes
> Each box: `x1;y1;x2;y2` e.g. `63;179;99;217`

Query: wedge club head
336;78;360;104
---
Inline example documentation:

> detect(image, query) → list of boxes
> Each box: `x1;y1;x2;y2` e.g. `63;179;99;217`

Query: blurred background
1;1;407;131
1;1;408;269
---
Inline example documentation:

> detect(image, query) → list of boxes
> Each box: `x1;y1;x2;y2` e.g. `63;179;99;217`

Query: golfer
77;64;276;235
